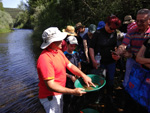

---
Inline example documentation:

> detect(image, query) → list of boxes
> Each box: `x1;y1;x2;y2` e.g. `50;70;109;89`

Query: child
63;35;81;113
64;36;81;88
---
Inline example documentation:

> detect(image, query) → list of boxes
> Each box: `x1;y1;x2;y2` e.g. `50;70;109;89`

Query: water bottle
95;52;101;68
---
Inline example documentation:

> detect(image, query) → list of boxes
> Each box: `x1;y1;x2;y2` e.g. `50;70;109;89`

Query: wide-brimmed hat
123;15;135;24
41;27;67;49
66;36;78;45
88;24;96;34
62;25;77;36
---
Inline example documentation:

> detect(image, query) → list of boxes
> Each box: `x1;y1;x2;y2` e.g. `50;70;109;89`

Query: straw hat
123;15;135;24
41;27;67;49
62;25;77;36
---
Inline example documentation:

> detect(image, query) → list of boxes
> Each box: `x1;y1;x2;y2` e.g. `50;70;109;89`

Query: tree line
20;0;150;53
1;0;150;51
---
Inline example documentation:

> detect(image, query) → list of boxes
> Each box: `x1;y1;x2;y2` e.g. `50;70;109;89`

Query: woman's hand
112;52;120;60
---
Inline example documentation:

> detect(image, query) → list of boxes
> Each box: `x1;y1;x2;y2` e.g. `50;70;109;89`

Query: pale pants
40;95;63;113
123;58;137;87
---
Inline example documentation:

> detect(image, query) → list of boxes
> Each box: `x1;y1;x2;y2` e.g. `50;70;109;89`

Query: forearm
67;63;94;87
85;49;89;60
144;64;150;69
83;40;89;60
68;64;86;78
45;80;75;95
136;57;150;64
89;48;95;62
136;45;150;64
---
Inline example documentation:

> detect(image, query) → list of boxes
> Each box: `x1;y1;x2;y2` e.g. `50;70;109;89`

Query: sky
2;0;27;8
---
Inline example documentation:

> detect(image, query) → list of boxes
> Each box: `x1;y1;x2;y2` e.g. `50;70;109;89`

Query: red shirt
37;48;70;98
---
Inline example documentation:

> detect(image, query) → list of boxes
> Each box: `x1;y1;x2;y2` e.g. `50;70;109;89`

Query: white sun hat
41;27;67;49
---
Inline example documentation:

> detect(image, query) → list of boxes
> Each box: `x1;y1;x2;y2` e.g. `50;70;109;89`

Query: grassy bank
0;10;13;33
0;28;12;33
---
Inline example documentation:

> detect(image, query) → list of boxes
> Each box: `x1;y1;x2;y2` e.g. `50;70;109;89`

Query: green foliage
4;8;23;19
14;10;33;29
30;0;62;53
0;28;11;33
17;0;150;52
0;2;4;11
0;10;13;31
30;5;45;29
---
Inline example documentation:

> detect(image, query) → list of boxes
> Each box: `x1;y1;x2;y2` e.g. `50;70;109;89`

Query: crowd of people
36;8;150;113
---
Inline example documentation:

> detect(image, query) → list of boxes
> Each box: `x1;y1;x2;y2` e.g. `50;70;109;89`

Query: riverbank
0;28;12;33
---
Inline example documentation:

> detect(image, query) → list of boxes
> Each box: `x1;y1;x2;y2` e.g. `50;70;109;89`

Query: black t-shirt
142;38;150;70
89;28;117;64
83;33;92;48
143;38;150;58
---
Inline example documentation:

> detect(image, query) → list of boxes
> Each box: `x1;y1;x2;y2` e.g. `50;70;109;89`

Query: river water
0;29;42;113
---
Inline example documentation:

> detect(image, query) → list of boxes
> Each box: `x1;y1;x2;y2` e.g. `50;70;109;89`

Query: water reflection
0;29;42;113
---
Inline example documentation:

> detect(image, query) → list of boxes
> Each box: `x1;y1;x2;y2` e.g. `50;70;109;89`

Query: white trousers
40;95;63;113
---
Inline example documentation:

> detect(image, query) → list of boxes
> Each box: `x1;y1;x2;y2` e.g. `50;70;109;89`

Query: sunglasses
109;26;116;30
136;18;148;24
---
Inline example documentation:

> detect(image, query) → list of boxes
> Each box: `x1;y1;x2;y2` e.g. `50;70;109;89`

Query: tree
0;1;4;11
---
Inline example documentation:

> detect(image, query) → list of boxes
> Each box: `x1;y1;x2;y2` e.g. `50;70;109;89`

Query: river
0;29;43;113
0;29;148;113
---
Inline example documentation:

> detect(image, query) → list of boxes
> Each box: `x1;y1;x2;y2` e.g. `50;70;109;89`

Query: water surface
0;29;41;113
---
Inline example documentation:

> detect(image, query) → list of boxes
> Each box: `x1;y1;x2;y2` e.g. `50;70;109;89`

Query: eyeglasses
136;18;148;24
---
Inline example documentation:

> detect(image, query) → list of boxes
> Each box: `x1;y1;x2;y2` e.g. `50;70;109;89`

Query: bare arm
89;48;98;69
83;39;89;63
136;45;150;64
67;62;95;87
44;79;86;96
143;64;150;69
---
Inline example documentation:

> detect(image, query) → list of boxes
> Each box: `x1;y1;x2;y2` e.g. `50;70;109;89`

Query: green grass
0;28;12;33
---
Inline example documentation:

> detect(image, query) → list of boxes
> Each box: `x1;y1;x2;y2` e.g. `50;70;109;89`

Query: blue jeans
123;58;137;87
100;62;116;87
40;95;63;113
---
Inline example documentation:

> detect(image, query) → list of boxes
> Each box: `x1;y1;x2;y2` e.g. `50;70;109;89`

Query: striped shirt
122;27;150;53
127;22;137;32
